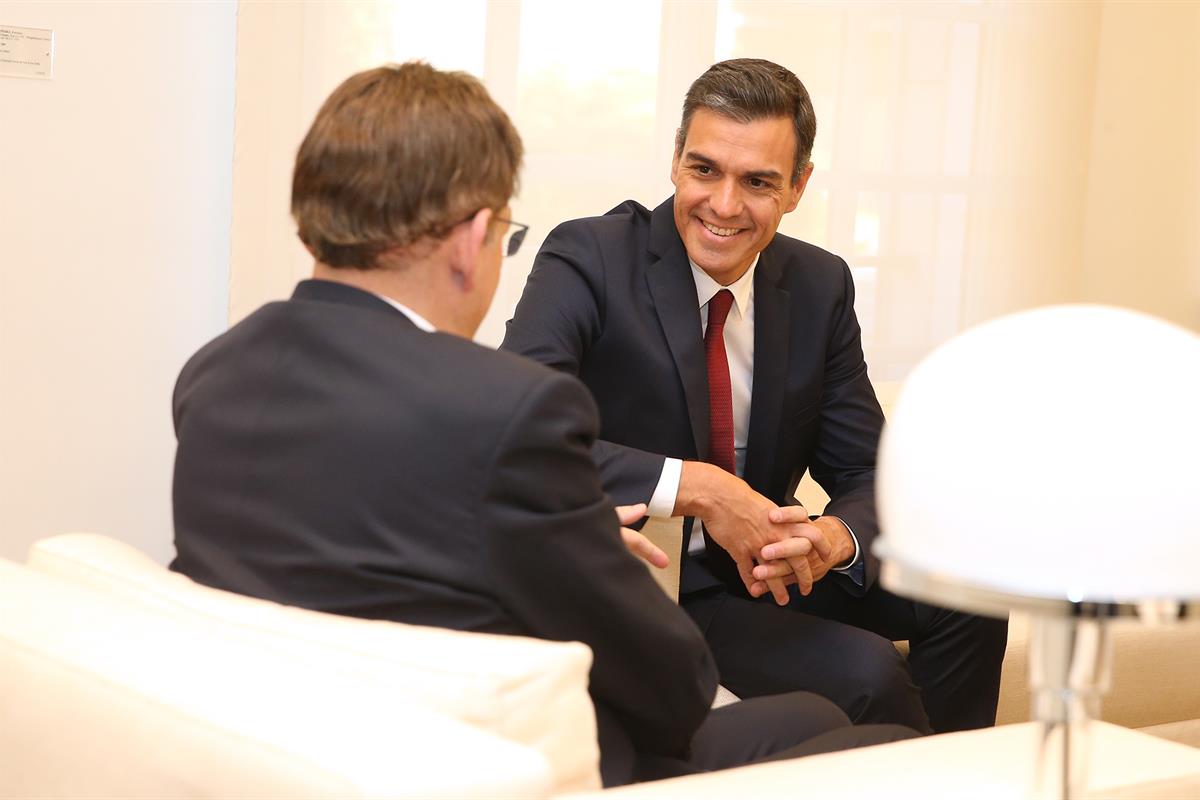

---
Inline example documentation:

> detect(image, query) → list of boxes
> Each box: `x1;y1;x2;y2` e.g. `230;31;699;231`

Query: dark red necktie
704;289;736;474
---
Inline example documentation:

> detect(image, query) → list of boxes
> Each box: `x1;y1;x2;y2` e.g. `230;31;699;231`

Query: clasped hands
617;464;855;606
679;462;855;605
746;506;853;604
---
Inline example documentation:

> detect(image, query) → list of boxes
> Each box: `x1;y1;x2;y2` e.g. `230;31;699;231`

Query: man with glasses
170;63;913;787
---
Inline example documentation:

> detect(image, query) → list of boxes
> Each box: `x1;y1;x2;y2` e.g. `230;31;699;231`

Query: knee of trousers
838;635;927;729
699;692;854;761
738;691;851;737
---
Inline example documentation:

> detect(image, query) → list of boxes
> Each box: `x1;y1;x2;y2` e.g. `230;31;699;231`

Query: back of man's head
677;58;816;183
292;62;523;270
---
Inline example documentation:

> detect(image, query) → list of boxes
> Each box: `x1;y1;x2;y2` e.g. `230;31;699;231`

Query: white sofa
4;533;597;798
2;533;1199;799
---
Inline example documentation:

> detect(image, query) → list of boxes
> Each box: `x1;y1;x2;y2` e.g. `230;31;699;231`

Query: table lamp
875;305;1200;799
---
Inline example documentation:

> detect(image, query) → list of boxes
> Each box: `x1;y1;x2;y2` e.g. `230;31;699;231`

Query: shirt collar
689;253;758;318
375;294;437;332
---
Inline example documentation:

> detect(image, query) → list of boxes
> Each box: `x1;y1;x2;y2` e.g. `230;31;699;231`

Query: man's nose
709;178;742;219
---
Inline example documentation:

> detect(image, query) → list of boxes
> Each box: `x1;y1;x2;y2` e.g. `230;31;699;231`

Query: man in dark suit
170;62;913;787
502;58;1008;734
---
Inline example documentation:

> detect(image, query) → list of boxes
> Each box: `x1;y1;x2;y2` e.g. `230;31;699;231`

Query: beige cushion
638;516;683;602
27;533;601;793
898;612;1200;730
989;614;1200;729
994;613;1030;724
0;557;551;799
1097;618;1200;729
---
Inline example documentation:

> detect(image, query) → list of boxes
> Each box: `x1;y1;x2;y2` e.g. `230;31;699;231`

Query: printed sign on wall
0;25;54;80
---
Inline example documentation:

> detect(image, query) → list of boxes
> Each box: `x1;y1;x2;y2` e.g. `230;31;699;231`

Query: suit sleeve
481;369;716;756
810;259;886;592
501;223;666;506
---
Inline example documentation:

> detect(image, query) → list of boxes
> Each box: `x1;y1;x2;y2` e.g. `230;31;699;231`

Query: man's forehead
679;110;795;175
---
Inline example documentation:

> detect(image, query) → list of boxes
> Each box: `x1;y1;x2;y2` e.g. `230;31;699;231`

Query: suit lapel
743;244;790;490
646;198;708;460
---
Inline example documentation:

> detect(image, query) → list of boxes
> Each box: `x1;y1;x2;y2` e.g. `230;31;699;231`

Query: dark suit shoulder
173;300;289;417
175;294;594;441
768;230;850;271
762;231;857;304
428;332;596;410
544;199;651;246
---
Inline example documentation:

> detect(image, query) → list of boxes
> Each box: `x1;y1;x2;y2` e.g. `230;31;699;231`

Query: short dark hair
676;58;816;183
292;62;523;269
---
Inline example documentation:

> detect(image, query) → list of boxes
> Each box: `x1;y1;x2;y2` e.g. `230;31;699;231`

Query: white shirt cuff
647;457;682;518
828;516;861;571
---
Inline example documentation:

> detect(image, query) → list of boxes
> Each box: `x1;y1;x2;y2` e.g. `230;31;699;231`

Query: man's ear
670;132;683;187
448;208;493;290
785;161;815;214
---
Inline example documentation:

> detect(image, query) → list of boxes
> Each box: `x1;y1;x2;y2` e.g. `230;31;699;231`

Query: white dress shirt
644;257;861;569
646;256;757;522
376;294;437;333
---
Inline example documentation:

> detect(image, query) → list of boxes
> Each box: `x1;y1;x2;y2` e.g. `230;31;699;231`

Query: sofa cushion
991;614;1200;729
27;533;601;793
0;557;552;799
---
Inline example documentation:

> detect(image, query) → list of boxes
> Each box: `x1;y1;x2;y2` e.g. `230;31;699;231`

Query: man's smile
700;219;744;238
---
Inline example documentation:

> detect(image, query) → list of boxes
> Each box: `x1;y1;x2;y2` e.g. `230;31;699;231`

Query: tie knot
707;289;734;328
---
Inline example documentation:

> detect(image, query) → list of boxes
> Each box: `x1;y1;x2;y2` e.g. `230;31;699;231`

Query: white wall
0;2;237;563
229;1;1199;383
1080;1;1200;332
957;2;1102;334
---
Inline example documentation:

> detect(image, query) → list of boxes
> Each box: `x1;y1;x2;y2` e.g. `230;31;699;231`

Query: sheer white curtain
231;0;1199;379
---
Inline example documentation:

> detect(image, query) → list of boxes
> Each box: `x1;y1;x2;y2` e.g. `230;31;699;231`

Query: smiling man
503;58;1008;735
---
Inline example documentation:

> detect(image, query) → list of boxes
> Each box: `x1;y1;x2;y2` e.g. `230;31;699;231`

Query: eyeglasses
454;211;530;258
494;217;529;258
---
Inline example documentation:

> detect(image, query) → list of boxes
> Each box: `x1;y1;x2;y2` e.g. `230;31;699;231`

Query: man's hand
674;462;819;605
615;503;669;569
749;514;856;597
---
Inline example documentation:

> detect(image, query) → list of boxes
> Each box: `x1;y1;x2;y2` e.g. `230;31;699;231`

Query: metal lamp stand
879;554;1195;800
1029;615;1111;800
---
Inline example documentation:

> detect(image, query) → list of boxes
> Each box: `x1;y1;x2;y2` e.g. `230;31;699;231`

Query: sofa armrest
0;557;553;799
561;722;1200;800
26;533;601;793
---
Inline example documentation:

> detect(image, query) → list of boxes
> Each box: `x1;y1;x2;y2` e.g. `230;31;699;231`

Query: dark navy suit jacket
171;279;716;772
502;197;885;595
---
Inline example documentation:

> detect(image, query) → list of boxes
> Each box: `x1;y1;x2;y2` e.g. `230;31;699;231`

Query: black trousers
596;692;918;786
683;573;1009;735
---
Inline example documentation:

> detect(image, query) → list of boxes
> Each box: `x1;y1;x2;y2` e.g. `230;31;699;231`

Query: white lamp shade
877;305;1200;603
